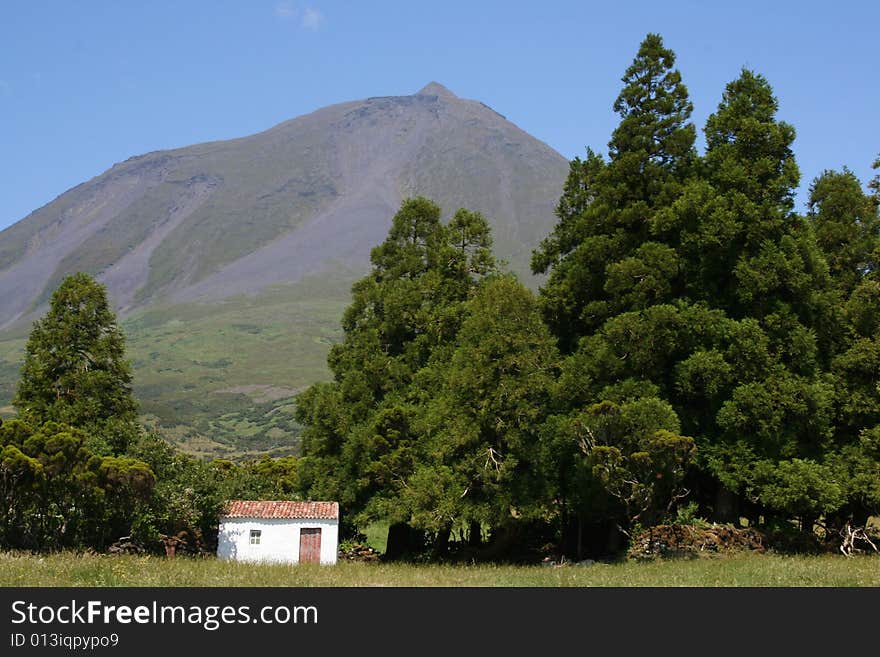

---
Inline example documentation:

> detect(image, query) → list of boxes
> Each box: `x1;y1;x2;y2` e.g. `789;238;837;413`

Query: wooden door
299;527;322;564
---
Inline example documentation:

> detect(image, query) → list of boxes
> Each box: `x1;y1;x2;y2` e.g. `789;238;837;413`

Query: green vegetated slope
1;274;350;458
128;276;350;458
0;339;21;416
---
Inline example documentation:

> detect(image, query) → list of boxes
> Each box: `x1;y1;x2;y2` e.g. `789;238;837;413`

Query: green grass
1;552;877;587
363;521;390;554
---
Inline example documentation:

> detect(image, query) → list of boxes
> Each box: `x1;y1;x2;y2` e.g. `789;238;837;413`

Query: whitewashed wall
217;517;338;565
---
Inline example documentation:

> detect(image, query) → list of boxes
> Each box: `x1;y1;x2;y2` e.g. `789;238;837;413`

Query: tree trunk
605;524;624;556
432;523;452;559
713;485;739;524
801;514;816;536
468;520;482;548
577;517;583;561
384;522;423;561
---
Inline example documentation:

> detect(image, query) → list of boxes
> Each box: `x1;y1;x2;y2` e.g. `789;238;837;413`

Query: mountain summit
416;81;457;98
0;85;569;455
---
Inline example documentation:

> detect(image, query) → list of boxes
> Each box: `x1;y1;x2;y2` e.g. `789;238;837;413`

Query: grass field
1;552;877;587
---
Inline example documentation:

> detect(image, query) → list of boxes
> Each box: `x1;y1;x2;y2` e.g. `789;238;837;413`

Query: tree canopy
290;34;880;561
13;272;139;454
295;197;510;553
530;34;880;549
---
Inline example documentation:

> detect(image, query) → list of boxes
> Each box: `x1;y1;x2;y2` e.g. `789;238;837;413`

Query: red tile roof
221;501;339;520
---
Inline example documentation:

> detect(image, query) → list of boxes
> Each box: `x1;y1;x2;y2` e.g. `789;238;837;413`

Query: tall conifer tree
295;198;497;541
533;33;696;351
13;273;138;454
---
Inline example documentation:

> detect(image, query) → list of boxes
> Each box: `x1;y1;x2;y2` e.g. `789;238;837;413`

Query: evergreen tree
606;33;696;206
685;72;837;528
808;168;879;296
532;34;704;545
807;167;880;497
396;275;559;554
13;273;138;454
672;70;841;530
533;33;696;351
295;198;496;546
531;151;607;352
811;165;880;527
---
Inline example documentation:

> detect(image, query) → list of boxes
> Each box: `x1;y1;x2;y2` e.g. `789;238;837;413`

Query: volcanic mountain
0;82;569;456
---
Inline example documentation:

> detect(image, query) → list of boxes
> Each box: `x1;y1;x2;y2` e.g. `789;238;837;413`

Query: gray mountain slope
0;82;568;327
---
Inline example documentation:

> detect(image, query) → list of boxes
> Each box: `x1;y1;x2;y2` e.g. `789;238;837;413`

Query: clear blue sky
1;1;877;231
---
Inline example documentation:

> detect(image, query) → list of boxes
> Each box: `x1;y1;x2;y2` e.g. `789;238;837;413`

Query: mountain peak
415;81;457;99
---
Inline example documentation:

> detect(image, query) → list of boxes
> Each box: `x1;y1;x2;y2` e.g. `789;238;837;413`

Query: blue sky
1;1;877;231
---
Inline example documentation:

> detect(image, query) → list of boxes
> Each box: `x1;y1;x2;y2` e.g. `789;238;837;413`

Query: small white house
217;500;339;565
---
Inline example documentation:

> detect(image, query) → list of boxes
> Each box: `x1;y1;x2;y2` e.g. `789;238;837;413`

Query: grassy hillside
0;273;351;458
1;552;877;587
